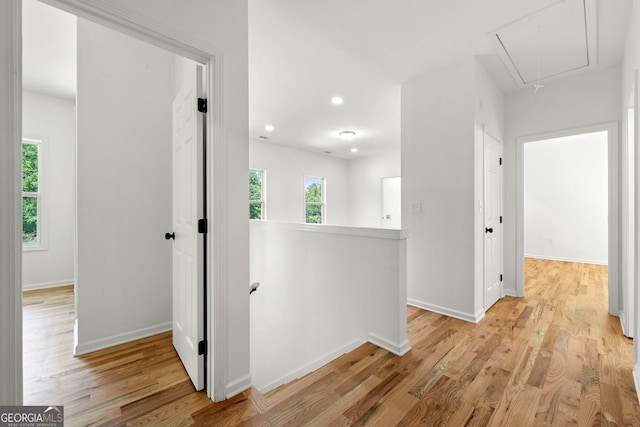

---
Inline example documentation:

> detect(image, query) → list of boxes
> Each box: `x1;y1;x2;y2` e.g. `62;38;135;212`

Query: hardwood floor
23;259;640;426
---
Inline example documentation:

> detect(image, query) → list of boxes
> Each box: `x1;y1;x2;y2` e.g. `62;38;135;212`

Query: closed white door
382;177;401;229
484;133;502;310
171;65;205;390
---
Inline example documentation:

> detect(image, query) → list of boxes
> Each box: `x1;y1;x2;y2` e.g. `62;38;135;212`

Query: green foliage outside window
22;143;39;243
250;170;264;220
305;178;323;224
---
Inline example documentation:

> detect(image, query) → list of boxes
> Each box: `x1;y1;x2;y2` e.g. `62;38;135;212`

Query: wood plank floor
23;259;640;426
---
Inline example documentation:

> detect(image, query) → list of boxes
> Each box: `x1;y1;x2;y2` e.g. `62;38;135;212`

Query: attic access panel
490;0;596;86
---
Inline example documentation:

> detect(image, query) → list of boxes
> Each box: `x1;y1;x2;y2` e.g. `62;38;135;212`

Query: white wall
76;19;175;353
249;140;349;225
77;0;251;399
347;151;401;228
402;59;478;321
504;66;622;296
22;90;75;290
621;0;640;388
473;59;505;316
250;221;408;393
524;133;608;264
0;0;250;405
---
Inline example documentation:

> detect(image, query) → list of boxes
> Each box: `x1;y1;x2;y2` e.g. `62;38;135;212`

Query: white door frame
515;122;619;316
1;0;230;403
623;75;637;338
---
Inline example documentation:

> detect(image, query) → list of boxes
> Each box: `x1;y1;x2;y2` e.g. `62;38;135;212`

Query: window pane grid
22;140;41;245
249;170;265;220
305;176;324;224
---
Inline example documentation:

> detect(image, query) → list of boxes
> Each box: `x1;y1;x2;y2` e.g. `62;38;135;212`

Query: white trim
23;280;73;292
516;123;619;317
407;298;485;323
254;339;365;394
225;375;252;400
620;310;631;338
368;333;411;356
503;288;518;297
74;321;172;356
524;254;608;266
0;0;23;405
258;220;409;240
487;0;597;89
32;0;230;403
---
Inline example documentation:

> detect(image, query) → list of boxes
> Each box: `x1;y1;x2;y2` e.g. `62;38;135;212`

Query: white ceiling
248;0;632;158
22;0;632;158
22;0;76;100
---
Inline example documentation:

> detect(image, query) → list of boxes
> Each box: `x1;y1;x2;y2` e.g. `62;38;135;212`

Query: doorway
516;124;615;312
20;0;211;400
381;176;401;229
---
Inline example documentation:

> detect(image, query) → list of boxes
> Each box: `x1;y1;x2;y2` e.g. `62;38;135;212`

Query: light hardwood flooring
23;259;640;426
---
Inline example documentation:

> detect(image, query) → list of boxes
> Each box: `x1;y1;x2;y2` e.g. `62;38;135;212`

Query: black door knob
485;227;493;234
165;232;175;240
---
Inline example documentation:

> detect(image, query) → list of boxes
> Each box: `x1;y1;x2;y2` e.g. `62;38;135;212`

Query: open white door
170;65;205;390
484;132;503;310
382;177;401;229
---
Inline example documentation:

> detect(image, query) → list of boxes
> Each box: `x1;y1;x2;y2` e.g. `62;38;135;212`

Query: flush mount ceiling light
264;124;275;132
350;148;358;153
331;96;344;105
339;130;356;141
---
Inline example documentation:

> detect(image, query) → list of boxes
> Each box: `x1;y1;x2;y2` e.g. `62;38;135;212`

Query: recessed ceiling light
339;130;356;141
331;96;344;105
264;125;275;132
350;148;358;153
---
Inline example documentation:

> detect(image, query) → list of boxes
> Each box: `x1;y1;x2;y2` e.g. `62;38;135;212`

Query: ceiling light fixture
339;130;356;141
350;148;358;153
331;96;344;105
264;124;275;132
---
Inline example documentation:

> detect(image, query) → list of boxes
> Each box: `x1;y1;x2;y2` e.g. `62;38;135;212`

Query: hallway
22;259;639;425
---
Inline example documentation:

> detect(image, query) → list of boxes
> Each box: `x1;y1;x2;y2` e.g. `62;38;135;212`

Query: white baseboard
524;254;608;266
74;321;172;356
226;374;252;399
254;339;365;394
407;298;482;323
368;333;411;356
619;310;634;338
503;288;518;297
23;280;74;291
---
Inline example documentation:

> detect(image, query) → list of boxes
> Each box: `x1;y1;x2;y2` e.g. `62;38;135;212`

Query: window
249;169;265;219
305;176;324;224
22;139;42;246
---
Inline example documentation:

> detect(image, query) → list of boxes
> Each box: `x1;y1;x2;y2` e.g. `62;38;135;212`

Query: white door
484;132;502;310
382;177;401;229
171;65;205;390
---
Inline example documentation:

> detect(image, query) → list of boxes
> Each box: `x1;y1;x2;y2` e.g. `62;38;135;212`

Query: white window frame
304;175;325;224
22;138;46;251
249;169;266;220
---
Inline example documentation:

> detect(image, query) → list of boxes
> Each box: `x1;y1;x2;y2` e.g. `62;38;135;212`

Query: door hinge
198;218;208;234
500;274;503;282
499;157;502;166
198;98;207;113
198;340;207;356
500;216;503;224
